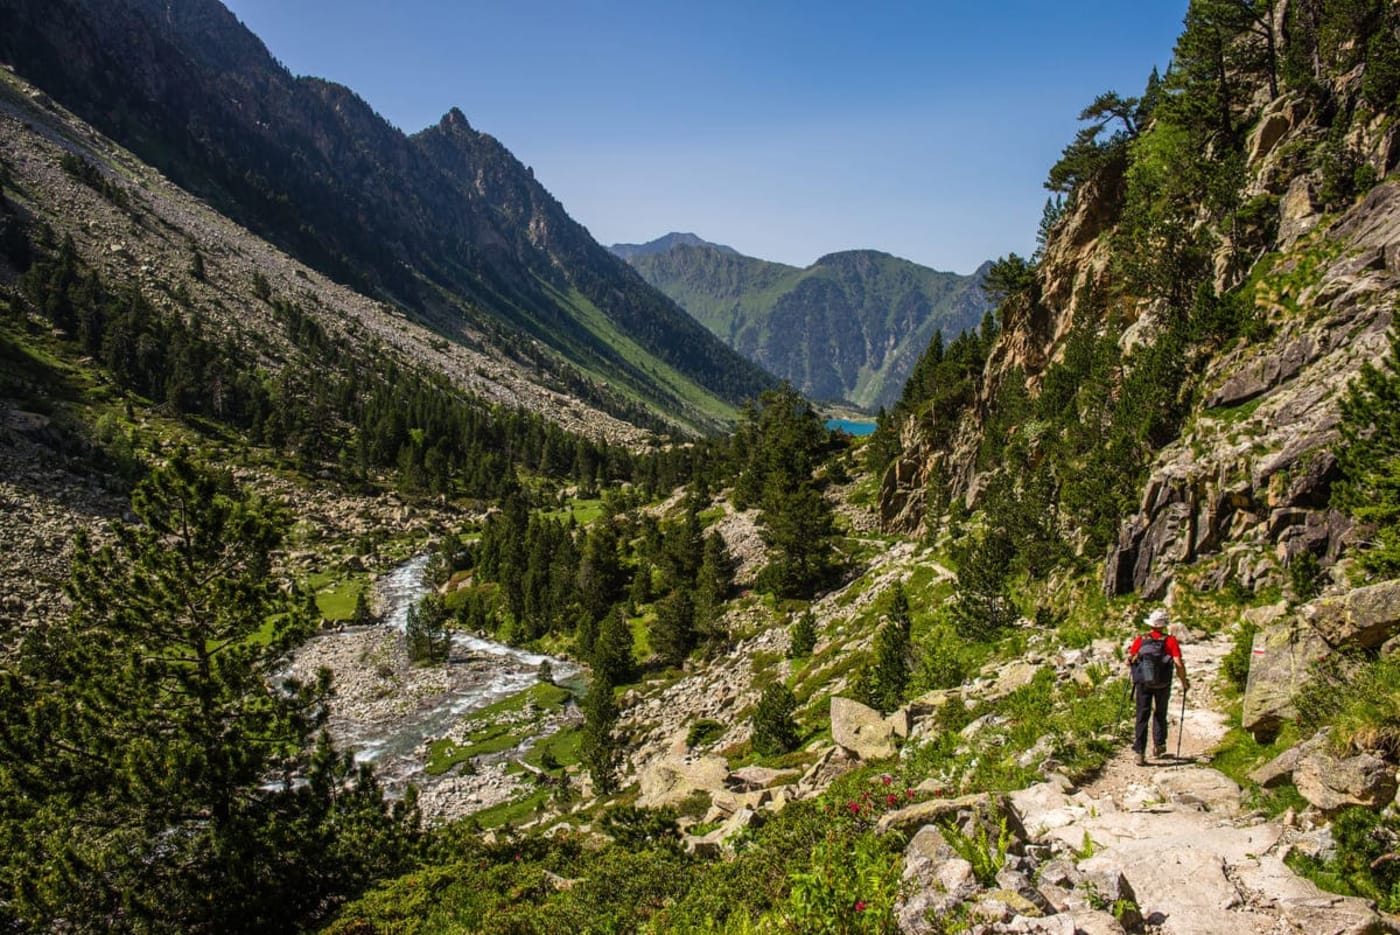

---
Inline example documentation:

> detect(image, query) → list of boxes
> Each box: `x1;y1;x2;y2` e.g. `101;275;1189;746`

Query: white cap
1145;608;1169;629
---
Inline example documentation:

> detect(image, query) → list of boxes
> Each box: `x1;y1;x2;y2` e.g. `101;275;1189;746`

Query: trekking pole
1176;684;1187;759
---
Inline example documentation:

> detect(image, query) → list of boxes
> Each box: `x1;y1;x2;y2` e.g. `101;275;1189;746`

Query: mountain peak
609;232;738;261
440;107;473;132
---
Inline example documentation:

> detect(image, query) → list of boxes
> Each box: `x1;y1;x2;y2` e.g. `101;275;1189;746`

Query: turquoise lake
825;418;877;436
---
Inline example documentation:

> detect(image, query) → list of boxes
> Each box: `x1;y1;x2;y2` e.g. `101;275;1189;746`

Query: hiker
1127;608;1189;765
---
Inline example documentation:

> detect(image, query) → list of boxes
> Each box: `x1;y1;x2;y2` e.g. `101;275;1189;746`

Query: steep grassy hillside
0;0;774;434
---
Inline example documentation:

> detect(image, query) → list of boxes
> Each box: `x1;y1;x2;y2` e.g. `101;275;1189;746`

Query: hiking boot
1153;746;1166;758
1135;752;1146;766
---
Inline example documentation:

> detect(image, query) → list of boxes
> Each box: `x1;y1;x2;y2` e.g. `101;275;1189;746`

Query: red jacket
1129;629;1181;660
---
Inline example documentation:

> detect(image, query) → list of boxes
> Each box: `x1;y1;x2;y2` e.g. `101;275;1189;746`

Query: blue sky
221;1;1186;274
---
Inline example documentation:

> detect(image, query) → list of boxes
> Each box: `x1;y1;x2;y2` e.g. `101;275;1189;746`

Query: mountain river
287;554;580;819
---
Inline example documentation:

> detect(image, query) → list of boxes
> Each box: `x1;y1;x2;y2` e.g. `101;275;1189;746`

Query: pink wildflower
855;900;868;912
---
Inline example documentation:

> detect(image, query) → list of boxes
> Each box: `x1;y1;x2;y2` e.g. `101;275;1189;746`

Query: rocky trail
989;632;1399;935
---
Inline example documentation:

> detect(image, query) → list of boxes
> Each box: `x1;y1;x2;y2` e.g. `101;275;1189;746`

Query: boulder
830;696;897;760
1248;745;1305;790
1249;110;1292;164
636;750;730;809
725;765;799;792
1241;614;1330;740
877;791;1029;848
995;866;1056;915
897;824;979;935
1205;336;1320;410
1233;854;1396;935
1305;578;1400;650
1247;731;1330;789
906;688;957;720
1294;747;1398;814
682;806;764;858
796;744;857;795
1150;767;1242;814
1060;911;1127;935
986;661;1039;700
971;888;1043;922
1068;865;1142;931
1278;175;1320;248
885;706;911;738
1134;503;1194;600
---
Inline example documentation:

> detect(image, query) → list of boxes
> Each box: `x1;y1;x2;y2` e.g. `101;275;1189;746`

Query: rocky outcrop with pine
879;7;1400;610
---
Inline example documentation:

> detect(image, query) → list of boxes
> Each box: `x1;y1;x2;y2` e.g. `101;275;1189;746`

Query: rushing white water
326;554;579;787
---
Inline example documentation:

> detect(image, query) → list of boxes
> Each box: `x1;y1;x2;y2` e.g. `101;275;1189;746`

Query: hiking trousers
1133;682;1172;754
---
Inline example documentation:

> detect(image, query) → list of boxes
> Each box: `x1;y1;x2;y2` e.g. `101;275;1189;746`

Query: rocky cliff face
618;240;991;409
1106;183;1398;601
879;33;1400;604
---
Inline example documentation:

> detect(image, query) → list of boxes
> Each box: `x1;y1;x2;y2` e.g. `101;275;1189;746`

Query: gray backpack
1133;636;1172;689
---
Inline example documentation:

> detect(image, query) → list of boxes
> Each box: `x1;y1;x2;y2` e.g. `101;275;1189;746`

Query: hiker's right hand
1181;678;1190;692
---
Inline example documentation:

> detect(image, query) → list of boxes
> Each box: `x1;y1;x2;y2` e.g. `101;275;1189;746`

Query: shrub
1289;551;1324;602
1286;807;1400;913
1220;618;1258;694
940;814;1014;887
687;718;726;748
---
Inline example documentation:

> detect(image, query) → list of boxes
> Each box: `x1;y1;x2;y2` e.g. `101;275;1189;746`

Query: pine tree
406;592;451;664
302;582;322;625
951;528;1018;642
758;478;837;598
578;521;624;624
659;496;704;588
788;607;818;658
751;682;800;756
693;530;733;650
1335;320;1400;575
0;453;415;929
351;584;375;626
581;674;622;794
592;606;637;687
651;586;696;668
854;583;913;713
628;556;654;610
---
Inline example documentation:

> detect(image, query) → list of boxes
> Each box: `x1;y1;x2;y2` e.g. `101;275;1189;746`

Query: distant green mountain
611;232;738;261
612;238;993;409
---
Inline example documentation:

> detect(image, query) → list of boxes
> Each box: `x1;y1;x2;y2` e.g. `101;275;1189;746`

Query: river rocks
1241;614;1330;740
1294;747;1398;814
831;696;898;760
